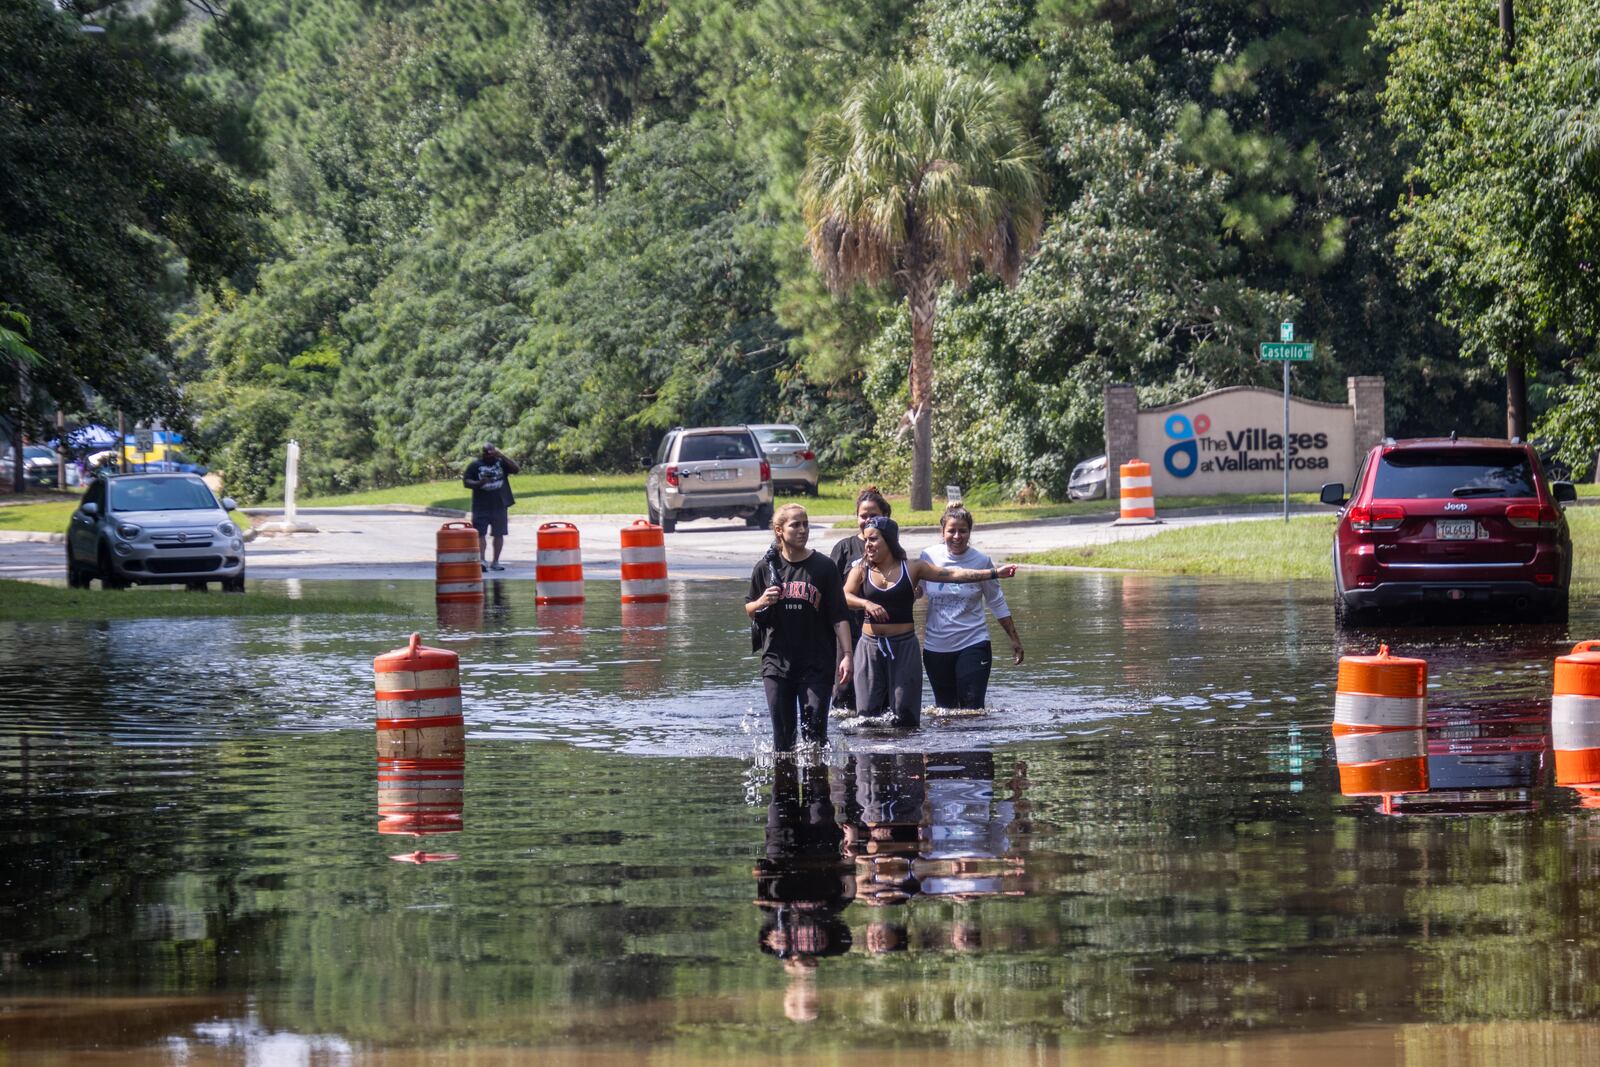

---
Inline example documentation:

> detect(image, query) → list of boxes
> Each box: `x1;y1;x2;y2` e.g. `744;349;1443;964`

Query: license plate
1436;519;1477;540
703;468;735;481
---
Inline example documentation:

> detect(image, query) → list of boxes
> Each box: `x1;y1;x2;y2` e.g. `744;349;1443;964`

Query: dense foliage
9;0;1593;500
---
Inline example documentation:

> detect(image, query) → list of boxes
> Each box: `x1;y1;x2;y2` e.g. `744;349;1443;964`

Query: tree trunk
906;269;938;512
1507;357;1528;440
11;371;23;495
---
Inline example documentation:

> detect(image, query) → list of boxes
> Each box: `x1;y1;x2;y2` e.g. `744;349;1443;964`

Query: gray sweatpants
854;631;923;728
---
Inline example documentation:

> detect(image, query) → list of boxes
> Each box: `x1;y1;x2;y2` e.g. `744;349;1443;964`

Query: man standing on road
463;443;520;571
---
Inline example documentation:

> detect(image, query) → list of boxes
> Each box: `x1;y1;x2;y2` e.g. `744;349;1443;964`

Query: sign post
1259;326;1315;523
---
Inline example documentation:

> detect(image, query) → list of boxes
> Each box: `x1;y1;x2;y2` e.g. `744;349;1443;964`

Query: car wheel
747;503;774;528
65;547;92;589
1541;596;1570;626
98;547;128;590
647;495;660;526
659;508;677;533
806;483;819;497
222;569;245;593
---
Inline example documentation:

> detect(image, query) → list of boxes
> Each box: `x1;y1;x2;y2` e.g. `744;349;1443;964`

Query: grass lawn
1015;508;1600;591
0;579;406;621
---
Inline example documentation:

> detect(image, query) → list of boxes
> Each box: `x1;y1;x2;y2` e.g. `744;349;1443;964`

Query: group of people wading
745;486;1021;752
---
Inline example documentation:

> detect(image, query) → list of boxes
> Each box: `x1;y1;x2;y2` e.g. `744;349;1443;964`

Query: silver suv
644;426;774;532
67;473;246;591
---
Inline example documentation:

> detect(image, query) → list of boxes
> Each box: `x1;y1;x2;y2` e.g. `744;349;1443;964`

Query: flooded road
5;572;1600;1062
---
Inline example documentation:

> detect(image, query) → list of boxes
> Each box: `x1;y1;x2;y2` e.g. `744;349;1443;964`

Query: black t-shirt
748;550;848;679
829;534;867;638
463;458;515;512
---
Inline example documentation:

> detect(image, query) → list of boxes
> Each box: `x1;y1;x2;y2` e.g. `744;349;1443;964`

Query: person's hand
837;653;852;686
1010;640;1024;666
997;564;1018;578
758;584;781;609
862;601;888;622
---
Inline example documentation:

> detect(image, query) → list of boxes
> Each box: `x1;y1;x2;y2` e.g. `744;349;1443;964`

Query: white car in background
1068;455;1108;501
750;424;819;496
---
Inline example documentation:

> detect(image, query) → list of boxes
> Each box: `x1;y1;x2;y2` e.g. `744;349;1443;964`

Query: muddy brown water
4;572;1600;1062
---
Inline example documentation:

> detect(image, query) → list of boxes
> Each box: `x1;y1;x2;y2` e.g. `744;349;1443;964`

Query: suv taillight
665;465;679;488
760;460;771;482
1349;503;1405;532
1506;503;1559;528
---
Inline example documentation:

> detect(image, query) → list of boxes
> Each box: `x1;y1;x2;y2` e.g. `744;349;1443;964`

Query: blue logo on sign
1164;414;1198;478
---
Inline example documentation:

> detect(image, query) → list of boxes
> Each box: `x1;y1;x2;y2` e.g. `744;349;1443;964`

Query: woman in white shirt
918;506;1024;709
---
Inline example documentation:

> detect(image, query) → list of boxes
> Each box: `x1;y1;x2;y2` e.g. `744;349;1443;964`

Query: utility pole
1501;0;1529;440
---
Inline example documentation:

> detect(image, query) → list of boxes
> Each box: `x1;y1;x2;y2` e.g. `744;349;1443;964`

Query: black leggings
764;670;831;751
923;641;993;710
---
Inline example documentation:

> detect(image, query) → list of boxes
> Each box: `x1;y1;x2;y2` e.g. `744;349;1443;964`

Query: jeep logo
1443;502;1468;512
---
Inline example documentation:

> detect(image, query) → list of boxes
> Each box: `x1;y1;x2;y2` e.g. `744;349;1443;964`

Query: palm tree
800;63;1045;510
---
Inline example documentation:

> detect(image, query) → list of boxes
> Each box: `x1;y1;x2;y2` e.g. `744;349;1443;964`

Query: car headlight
115;523;142;540
217;521;237;537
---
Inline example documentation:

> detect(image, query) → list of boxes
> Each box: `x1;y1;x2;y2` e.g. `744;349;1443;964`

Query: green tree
0;0;261;434
800;63;1046;509
1376;0;1600;440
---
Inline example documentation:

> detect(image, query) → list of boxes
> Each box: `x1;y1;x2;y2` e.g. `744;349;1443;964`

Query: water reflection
8;575;1600;1057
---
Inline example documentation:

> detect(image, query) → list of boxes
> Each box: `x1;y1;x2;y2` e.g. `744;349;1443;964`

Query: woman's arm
843;564;887;621
746;585;780;618
911;559;1018;584
997;614;1024;665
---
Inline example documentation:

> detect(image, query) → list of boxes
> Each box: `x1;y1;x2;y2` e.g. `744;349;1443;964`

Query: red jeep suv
1322;438;1577;624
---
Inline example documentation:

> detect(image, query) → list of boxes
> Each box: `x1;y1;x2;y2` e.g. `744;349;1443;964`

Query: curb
0;530;63;544
242;503;468;519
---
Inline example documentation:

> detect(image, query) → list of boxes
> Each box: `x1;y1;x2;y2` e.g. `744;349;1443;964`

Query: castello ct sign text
1134;387;1357;497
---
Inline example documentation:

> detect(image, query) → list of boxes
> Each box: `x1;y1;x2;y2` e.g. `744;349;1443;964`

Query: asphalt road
0;507;1270;583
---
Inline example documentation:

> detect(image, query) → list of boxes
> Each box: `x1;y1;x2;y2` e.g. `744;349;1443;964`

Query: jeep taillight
1505;503;1559;528
760;460;771;482
665;465;679;488
1349;503;1405;532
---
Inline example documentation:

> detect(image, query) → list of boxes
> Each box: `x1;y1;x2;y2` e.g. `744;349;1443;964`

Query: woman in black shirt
746;504;853;752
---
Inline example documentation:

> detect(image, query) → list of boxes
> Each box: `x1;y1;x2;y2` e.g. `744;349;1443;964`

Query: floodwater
5;572;1600;1064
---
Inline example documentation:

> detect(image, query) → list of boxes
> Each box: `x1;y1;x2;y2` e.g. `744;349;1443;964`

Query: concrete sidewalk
0;506;1273;582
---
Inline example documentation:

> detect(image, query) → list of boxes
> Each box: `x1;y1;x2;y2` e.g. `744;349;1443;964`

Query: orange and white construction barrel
1333;727;1428;797
1115;460;1157;524
619;519;669;604
373;632;466;758
435;521;484;603
536;521;584;604
1552;640;1600;786
377;755;464;837
1333;645;1427;733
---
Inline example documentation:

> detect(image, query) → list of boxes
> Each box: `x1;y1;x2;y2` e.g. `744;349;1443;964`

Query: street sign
1259;342;1314;362
1280;321;1294;342
134;427;155;453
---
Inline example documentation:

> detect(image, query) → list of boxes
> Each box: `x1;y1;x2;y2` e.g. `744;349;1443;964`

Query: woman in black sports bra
842;516;1017;728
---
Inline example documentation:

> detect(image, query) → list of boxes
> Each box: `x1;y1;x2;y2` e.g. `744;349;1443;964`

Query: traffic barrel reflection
435;521;484;604
620;599;668;693
619;520;669;603
373;632;466;759
1334;644;1426;732
536;522;584;604
377;756;464;837
1334;727;1429;798
1552;640;1600;786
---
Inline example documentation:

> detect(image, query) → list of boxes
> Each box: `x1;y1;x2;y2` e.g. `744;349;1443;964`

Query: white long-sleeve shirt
918;544;1011;654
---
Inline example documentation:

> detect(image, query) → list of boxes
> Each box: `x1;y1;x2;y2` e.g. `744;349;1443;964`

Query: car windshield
24;446;54;459
755;428;806;446
1372;449;1537;499
679;433;758;462
110;478;217;512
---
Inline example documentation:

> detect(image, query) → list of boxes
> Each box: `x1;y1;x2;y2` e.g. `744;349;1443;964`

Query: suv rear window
679;433;758;462
1372;449;1537;499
